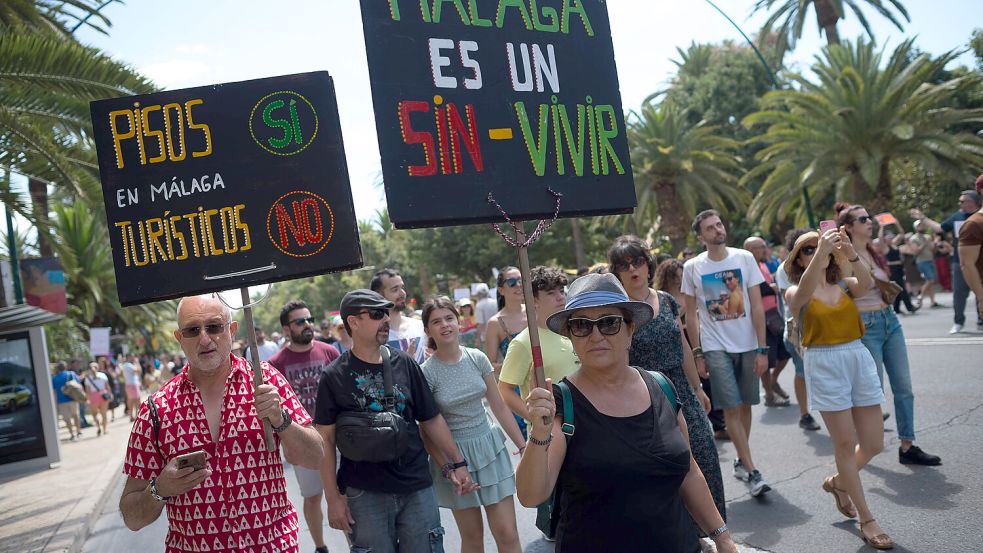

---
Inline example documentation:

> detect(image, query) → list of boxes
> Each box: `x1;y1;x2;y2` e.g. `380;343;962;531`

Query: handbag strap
380;345;396;412
555;380;575;439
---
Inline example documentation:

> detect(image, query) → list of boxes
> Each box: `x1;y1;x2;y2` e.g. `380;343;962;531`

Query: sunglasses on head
290;316;317;327
567;315;624;337
504;277;522;288
358;308;388;320
179;322;228;338
800;246;817;256
612;256;648;273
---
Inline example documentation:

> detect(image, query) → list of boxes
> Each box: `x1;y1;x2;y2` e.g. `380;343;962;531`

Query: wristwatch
754;346;770;355
149;477;169;503
271;408;292;433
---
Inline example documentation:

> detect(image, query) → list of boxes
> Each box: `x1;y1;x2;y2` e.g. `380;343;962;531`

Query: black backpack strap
145;392;163;458
556;380;575;439
380;345;396;412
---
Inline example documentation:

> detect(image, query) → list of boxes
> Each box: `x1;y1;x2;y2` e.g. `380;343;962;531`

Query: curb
64;460;125;553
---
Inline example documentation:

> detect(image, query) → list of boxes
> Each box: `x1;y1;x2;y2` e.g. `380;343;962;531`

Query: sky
6;0;983;228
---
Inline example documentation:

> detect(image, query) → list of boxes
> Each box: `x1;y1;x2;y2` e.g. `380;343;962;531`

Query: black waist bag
335;346;410;463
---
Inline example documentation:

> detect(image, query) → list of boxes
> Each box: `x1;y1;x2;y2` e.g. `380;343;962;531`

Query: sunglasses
723;275;737;282
800;246;817;256
856;216;871;224
290;316;317;327
179;322;228;338
567;315;624;337
611;256;648;273
358;308;388;320
504;277;522;288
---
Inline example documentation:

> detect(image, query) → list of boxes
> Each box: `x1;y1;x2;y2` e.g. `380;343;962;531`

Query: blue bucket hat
546;273;654;336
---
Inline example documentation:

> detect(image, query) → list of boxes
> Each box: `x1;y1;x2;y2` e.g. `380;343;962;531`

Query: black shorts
766;329;792;366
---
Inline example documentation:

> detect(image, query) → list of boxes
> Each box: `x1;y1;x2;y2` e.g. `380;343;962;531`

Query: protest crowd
45;175;978;553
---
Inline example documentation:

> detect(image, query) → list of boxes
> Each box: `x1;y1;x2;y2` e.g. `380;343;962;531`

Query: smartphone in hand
175;450;207;471
819;220;837;233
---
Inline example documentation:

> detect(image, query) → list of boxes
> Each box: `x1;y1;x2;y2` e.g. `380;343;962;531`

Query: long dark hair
421;296;459;350
834;202;888;272
496;266;519;310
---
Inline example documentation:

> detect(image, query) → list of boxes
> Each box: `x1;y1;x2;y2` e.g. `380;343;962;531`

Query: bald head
176;294;232;324
744;237;768;262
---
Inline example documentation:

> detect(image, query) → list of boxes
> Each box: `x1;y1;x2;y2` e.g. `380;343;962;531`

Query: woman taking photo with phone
421;296;526;553
515;273;736;553
835;203;941;467
783;228;892;549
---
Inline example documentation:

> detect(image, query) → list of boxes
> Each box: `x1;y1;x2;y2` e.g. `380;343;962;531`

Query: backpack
61;376;88;403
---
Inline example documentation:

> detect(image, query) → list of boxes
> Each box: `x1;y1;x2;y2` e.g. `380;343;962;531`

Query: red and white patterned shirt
123;354;312;552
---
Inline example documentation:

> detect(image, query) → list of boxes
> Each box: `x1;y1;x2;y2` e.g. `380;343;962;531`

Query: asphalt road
85;292;981;552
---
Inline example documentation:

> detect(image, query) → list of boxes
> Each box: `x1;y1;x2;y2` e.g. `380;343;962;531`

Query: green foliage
0;0;117;37
743;39;983;229
626;101;748;250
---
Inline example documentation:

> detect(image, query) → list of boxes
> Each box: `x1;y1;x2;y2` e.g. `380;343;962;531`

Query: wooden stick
240;287;275;452
515;225;549;426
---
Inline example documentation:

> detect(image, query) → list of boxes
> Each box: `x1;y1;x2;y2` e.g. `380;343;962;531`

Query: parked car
0;385;33;411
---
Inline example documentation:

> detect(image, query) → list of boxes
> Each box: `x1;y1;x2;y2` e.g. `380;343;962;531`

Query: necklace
629;288;652;303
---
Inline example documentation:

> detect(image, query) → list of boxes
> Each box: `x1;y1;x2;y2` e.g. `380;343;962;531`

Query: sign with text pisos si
90;72;361;306
360;0;636;228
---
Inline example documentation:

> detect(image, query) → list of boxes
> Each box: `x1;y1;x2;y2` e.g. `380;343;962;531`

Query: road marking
488;128;513;140
905;336;983;346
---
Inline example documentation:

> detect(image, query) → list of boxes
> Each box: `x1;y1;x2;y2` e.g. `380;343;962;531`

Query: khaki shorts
57;401;78;420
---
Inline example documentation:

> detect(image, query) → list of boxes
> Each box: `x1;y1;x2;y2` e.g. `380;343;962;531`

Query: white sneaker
748;469;771;497
733;459;750;481
950;324;963;334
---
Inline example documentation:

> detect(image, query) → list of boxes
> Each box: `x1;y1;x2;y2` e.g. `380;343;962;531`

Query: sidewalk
0;412;133;553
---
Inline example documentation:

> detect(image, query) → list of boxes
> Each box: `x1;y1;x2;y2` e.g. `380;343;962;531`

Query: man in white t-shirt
371;268;427;363
473;283;498;346
683;210;772;497
242;325;281;362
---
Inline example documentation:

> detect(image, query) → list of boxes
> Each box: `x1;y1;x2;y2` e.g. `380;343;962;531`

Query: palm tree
627;102;748;252
743;39;983;229
752;0;909;59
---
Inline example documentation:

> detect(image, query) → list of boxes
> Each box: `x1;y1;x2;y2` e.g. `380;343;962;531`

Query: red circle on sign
266;190;335;258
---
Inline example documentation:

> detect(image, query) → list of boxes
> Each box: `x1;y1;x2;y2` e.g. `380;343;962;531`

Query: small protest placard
90;72;361;306
360;0;636;228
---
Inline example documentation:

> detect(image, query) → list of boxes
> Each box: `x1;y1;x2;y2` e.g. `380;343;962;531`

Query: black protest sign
90;72;361;306
359;0;636;229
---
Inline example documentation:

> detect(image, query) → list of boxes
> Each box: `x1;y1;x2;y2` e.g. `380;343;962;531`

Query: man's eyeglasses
611;256;648;273
567;315;624;337
358;308;388;320
290;316;317;327
800;246;817;256
723;275;737;282
179;322;229;338
504;277;522;288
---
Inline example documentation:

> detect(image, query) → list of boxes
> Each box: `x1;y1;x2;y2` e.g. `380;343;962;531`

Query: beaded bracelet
528;433;553;448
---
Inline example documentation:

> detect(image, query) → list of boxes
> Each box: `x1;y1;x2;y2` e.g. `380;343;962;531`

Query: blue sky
8;0;983;226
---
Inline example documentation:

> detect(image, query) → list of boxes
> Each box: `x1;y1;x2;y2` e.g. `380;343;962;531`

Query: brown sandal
822;476;857;518
859;519;894;550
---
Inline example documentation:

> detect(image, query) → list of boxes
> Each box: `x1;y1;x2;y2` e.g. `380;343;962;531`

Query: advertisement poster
0;332;47;465
20;258;67;315
90;327;111;357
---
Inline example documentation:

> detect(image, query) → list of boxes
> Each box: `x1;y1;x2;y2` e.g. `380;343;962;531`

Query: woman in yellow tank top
783;229;893;550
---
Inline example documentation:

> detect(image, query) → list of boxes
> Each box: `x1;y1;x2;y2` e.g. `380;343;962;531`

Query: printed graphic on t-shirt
702;268;746;321
280;360;326;416
352;368;408;414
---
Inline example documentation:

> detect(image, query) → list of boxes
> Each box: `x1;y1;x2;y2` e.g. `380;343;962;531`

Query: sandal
772;382;790;400
822;476;857;518
765;395;790;407
859;519;894;550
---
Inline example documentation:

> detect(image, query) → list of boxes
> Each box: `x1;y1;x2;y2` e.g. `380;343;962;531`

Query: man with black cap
314;289;476;553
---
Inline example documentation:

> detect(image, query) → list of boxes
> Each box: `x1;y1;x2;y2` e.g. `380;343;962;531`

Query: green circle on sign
249;90;319;156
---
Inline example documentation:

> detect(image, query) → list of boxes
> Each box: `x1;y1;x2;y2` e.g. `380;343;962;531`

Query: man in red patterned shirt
119;294;324;552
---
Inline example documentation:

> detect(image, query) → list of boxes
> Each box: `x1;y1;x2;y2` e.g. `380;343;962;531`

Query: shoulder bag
335;346;411;463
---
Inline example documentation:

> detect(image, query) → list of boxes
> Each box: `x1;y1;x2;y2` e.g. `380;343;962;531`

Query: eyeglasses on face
800;246;818;256
612;256;648;273
179;322;229;338
567;315;624;337
290;316;317;327
504;277;522;288
856;215;872;224
358;308;388;320
723;275;737;282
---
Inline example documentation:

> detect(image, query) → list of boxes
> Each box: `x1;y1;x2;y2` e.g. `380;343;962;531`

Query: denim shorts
704;350;760;409
916;260;937;281
803;340;884;412
346;485;445;553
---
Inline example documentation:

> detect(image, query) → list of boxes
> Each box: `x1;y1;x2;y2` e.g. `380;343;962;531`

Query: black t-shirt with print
315;347;440;494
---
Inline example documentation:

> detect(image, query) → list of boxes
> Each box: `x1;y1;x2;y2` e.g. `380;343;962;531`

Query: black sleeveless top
551;370;693;553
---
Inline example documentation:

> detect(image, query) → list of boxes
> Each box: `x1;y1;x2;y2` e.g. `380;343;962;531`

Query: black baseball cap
340;289;394;321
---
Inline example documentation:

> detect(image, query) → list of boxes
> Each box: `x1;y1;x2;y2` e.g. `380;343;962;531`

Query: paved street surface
3;292;978;552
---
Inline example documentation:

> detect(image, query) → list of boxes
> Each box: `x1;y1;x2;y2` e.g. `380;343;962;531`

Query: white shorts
804;340;885;412
293;464;324;498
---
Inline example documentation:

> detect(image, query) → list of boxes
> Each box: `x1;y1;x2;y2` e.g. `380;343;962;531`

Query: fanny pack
335;346;410;463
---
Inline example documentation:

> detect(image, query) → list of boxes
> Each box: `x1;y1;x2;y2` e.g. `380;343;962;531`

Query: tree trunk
570;218;587;272
869;158;894;216
814;0;841;45
654;180;690;254
418;262;432;298
28;178;53;257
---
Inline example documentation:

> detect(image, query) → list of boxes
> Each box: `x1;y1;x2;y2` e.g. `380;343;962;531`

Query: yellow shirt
801;294;864;347
499;327;580;402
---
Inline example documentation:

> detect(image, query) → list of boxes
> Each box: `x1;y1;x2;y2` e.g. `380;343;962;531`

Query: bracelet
440;460;469;478
528;433;553;448
707;523;729;539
